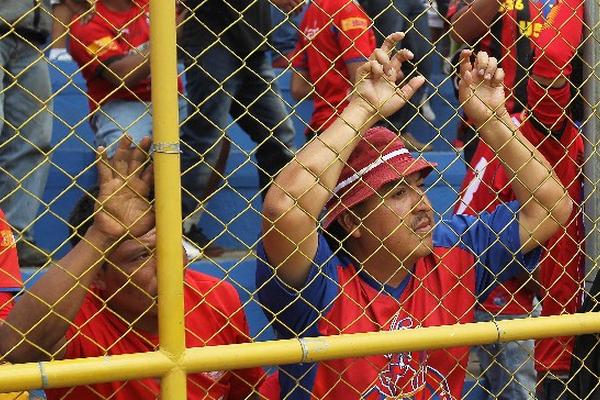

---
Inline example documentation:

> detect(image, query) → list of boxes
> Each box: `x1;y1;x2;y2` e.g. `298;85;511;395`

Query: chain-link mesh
0;0;598;399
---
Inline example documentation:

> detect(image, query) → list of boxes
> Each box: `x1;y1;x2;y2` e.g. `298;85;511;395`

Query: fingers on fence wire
95;135;154;238
458;49;474;87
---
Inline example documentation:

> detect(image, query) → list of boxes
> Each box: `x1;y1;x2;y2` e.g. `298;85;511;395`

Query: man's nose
412;187;432;212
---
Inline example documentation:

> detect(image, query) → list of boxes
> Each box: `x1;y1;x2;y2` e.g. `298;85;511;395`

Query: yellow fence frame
1;314;600;393
149;0;186;398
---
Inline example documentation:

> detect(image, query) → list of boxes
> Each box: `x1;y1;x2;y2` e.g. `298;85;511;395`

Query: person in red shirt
290;0;376;137
0;137;264;400
257;31;572;399
0;209;22;321
68;0;185;156
453;0;584;398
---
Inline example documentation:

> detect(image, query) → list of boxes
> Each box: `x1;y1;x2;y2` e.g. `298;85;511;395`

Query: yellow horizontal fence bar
183;312;600;373
0;351;174;393
1;312;600;393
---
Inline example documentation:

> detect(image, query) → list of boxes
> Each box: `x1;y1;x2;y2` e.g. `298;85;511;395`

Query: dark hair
68;186;99;248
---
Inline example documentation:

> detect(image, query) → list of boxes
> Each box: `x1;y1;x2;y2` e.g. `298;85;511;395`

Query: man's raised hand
94;136;155;241
458;50;509;129
351;32;425;120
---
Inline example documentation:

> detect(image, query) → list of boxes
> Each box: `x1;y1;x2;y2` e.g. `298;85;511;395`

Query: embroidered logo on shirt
340;17;368;31
85;36;119;56
0;230;15;248
361;314;454;399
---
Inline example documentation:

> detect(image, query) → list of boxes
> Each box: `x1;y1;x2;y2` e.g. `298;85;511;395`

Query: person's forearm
267;104;377;219
291;72;311;101
451;0;501;44
0;227;114;362
51;3;73;48
103;51;151;88
479;116;569;221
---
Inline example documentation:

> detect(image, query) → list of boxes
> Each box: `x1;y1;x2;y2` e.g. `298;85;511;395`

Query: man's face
355;171;434;265
98;229;159;322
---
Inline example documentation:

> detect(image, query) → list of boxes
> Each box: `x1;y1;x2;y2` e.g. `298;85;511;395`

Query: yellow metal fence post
149;0;186;398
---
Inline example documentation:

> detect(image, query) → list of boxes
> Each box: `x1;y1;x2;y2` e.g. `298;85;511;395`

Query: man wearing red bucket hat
256;32;572;400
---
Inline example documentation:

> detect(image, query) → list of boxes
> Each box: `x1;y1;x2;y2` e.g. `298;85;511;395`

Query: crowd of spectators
0;0;592;399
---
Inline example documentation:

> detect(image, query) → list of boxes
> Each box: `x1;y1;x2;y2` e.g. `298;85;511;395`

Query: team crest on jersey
0;229;15;248
85;36;119;56
361;314;454;400
340;17;368;32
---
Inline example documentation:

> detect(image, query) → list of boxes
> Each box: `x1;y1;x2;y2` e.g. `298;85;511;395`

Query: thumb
396;75;425;103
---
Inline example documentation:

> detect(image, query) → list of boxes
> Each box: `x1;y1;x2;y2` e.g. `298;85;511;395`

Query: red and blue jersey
257;202;540;399
291;0;376;135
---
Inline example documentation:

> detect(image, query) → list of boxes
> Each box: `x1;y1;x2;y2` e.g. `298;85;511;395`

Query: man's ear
338;210;362;239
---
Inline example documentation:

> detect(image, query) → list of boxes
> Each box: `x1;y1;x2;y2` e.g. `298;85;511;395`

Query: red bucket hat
323;126;436;228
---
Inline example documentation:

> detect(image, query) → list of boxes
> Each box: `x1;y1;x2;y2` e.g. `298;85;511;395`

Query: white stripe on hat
333;148;410;194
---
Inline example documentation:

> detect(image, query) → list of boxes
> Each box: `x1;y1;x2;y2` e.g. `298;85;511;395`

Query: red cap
323;127;436;228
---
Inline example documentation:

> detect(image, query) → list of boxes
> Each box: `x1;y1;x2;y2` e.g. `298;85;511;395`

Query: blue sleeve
436;201;541;297
0;287;20;293
255;235;340;338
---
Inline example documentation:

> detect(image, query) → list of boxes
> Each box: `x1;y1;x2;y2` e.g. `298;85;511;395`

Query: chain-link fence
0;0;599;399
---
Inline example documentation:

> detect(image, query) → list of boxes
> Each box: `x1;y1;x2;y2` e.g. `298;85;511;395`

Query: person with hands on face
0;136;264;400
256;32;572;400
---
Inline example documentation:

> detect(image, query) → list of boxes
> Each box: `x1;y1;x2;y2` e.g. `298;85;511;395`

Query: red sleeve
0;292;14;320
0;209;22;292
446;0;470;20
258;372;280;400
527;79;571;130
333;1;376;63
68;15;130;77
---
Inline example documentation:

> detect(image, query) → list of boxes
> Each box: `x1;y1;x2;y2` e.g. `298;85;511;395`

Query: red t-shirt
45;270;264;400
454;81;584;372
0;209;22;320
292;0;376;134
69;0;180;111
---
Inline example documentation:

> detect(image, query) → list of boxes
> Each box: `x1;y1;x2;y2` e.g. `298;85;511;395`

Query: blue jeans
180;44;295;217
0;36;52;241
91;98;187;157
475;310;537;400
